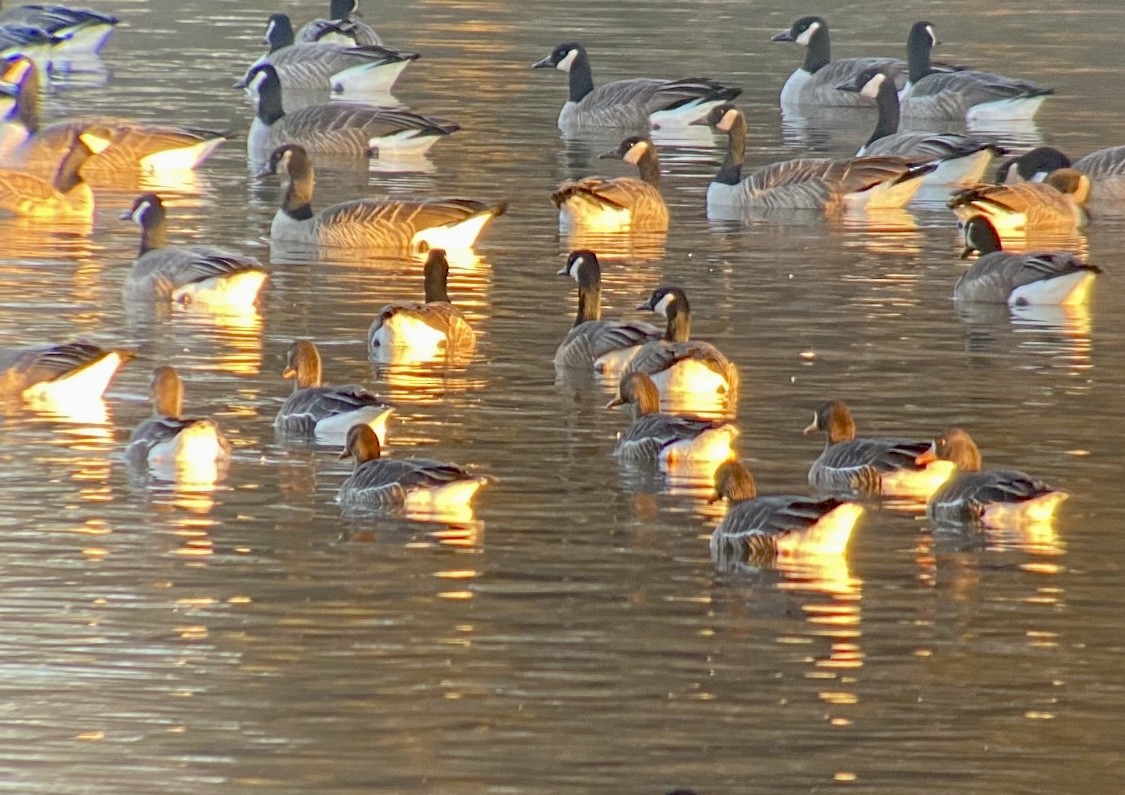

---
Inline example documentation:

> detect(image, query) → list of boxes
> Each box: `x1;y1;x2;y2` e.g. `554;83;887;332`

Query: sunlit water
2;0;1125;792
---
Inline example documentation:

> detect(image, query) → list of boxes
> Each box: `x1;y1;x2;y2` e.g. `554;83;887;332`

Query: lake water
2;0;1125;792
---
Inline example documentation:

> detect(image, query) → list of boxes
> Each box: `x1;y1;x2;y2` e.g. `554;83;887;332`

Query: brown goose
551;136;669;232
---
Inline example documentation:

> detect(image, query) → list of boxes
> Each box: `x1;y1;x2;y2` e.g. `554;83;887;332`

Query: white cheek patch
811;411;818;428
860;72;885;99
717;108;739;132
278;149;292;174
926;25;936;47
78;132;110;154
568;256;587;279
249;70;268;92
556;48;578;72
622;141;647;165
795;20;820;47
653;292;675;317
265;19;276;40
131;201;152;224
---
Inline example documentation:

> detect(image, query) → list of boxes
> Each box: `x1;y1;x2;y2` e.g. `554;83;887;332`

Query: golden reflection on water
560;229;668;264
375;361;485;405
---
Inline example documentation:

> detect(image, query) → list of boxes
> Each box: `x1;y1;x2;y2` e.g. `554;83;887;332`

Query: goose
0;24;53;68
947;169;1090;234
551;136;669;232
0;4;117;55
243;64;457;157
955;215;1100;305
622;286;739;405
553;249;662;372
275;339;395;444
997;147;1072;183
1000;145;1125;205
337;424;489;514
899;20;1052;122
260;144;506;252
531;41;741;134
605;371;738;465
803;400;954;499
836;65;1003;187
697;104;936;213
771;16;904;109
0;126;107;218
918;428;1068;527
297;0;381;47
126;365;232;471
121;193;269;308
242;13;416;94
709;460;865;566
0;341;131;403
367;249;476;359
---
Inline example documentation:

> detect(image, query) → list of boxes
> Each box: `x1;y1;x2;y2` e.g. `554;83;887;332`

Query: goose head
836;65;893;99
340;423;382;465
997;147;1071;183
804;400;857;444
282;339;323;389
960;215;1003;259
557;249;601;281
150;365;184;418
532;42;584;72
692;103;742;132
771;16;826;47
710;460;757;503
599;136;654;166
916;428;981;472
605;371;660;414
262;13;295;50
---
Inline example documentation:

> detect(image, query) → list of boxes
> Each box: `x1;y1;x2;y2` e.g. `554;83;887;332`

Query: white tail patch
332;59;410;93
21;351;125;402
314;405;394;445
171;270;267;309
880;460;956;500
844;172;927;211
412;212;495;252
966;95;1048;123
367;129;444;156
659;425;739;467
558;202;632;233
138;136;226;172
981;491;1069;529
777;502;864;558
370;313;447;357
927;149;995;188
1010;270;1096;307
593;345;645;375
649;98;728;128
148;420;227;465
404;477;487;518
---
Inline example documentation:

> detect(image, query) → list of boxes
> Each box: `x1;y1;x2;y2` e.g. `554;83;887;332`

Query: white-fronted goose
0;341;131;402
551;136;669;232
126;365;231;470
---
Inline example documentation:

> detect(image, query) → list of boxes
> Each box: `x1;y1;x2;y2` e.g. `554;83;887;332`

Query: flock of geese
0;5;1101;570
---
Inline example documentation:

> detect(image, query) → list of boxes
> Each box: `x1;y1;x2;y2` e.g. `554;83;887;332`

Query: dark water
1;0;1124;792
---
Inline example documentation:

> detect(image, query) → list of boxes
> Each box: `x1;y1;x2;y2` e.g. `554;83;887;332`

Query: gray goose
0;341;131;402
126;365;231;469
551;136;669;232
296;0;381;46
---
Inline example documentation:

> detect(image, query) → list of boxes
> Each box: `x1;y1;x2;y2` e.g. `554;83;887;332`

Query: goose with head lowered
0;126;107;219
0;4;117;56
551;136;669;232
531;41;740;135
947;168;1090;235
297;0;381;46
696;104;937;214
242;63;458;158
121;193;269;309
0;341;131;404
1000;145;1125;207
553;250;662;372
260;144;506;252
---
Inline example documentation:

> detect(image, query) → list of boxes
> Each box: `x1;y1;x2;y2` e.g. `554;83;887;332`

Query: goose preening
955;216;1100;305
551;136;669;232
297;0;381;47
0;127;107;218
275;339;395;444
121;193;269;308
918;428;1068;527
0;4;117;56
709;460;864;567
947;169;1090;234
531;41;740;134
553;250;662;372
697;104;936;213
803;400;954;499
0;341;131;404
260;144;506;252
1000;145;1125;206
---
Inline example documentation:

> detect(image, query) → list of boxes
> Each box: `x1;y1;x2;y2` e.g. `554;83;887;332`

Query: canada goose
709;460;865;565
697;104;936;213
803;400;954;499
1000;145;1125;206
947;169;1090;234
771;16;905;109
0;341;131;403
121;193;269;308
297;0;381;47
126;366;232;472
337;424;489;514
899;20;1052;122
243;64;457;158
837;65;1003;187
275;339;394;444
623;286;739;405
367;249;476;359
0;24;53;68
260;144;506;252
553;250;662;371
243;13;416;94
531;41;741;134
0;4;117;55
918;428;1068;527
0;127;107;218
954;216;1099;306
605;371;738;465
996;147;1072;183
551;136;669;232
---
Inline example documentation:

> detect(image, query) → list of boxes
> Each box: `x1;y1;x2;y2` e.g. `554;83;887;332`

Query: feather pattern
0;341;131;399
948;171;1090;233
367;249;476;356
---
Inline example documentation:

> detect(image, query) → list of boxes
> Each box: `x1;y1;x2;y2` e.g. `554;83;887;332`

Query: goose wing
864;132;997;161
820;437;932;473
1073;145;1125;178
0;6;117;32
268;43;416;70
555;319;662;368
131;247;265;291
0;341;118;395
347;457;474;493
957;250;1099;301
624;339;734;379
910;69;1051;104
0;167;59;208
278;384;386;427
948;182;1074;221
552;176;663;212
717;495;846;538
296;17;381;46
621;412;727;448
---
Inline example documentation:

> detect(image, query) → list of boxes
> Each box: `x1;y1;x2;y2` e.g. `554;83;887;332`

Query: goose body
552;136;669;232
804;400;954;499
296;0;381;46
0;127;106;218
1001;146;1125;206
121;193;268;308
0;5;117;55
920;429;1068;527
0;341;131;403
262;144;505;252
948;169;1090;234
531;42;740;134
955;216;1099;305
126;366;231;475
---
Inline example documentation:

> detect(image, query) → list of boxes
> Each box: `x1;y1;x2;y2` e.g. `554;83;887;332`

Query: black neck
330;0;355;20
256;71;285;126
907;36;933;84
13;63;39;133
282;158;315;221
567;49;596;103
803;26;831;73
268;16;294;52
53;139;90;193
636;148;661;187
138;209;167;255
867;78;901;147
423;259;451;303
715;113;745;186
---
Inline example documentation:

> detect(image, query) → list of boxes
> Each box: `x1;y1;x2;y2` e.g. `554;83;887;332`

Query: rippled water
2;0;1125;792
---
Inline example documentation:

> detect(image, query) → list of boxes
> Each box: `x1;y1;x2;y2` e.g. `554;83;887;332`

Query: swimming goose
553;249;662;371
709;460;865;565
551;136;670;232
0;4;117;55
803;400;954;499
698;104;936;213
367;249;476;359
606;371;738;465
837;65;1003;187
126;365;232;469
121;193;269;308
1000;145;1125;206
918;428;1068;527
0;127;107;218
244;14;416;94
261;144;506;252
997;147;1071;183
899;20;1052;122
947;169;1090;234
0;341;131;402
337;423;489;513
771;16;904;109
622;286;739;406
531;41;741;134
954;215;1099;305
243;64;457;157
275;339;394;443
297;0;381;47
